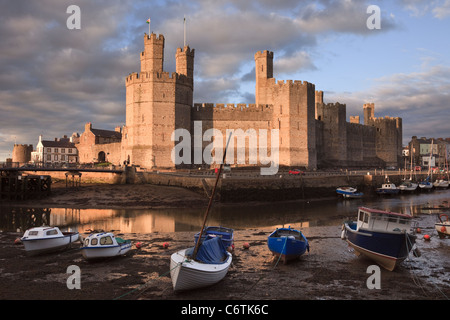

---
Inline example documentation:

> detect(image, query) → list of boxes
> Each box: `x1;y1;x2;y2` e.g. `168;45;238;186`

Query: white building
31;135;78;164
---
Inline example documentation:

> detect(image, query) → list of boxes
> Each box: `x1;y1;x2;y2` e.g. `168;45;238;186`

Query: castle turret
363;103;375;125
255;50;273;105
176;46;195;84
140;33;165;73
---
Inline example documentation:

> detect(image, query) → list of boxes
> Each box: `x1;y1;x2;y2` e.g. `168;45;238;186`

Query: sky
1;0;449;161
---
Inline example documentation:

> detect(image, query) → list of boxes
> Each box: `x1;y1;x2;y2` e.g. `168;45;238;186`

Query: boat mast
192;133;233;259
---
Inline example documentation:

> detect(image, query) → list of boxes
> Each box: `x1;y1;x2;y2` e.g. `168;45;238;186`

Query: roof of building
90;128;122;139
41;139;76;148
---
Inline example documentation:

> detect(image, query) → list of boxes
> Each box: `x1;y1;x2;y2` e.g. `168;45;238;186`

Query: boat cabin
83;232;117;247
356;207;412;233
22;227;63;239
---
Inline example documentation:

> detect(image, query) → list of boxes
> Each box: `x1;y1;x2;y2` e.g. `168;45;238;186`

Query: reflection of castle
78;32;402;169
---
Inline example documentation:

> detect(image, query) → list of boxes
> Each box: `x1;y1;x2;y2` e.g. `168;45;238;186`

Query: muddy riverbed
0;182;449;309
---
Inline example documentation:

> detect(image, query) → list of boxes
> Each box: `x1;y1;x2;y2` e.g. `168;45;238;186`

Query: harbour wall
21;168;431;202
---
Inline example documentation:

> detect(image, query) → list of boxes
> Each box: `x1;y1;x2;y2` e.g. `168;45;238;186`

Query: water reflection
1;189;449;233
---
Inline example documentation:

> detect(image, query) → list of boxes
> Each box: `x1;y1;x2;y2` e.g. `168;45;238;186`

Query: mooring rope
113;261;183;300
238;236;290;299
404;233;449;300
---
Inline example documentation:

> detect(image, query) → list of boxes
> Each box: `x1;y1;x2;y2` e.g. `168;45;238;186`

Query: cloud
0;0;445;160
325;63;450;144
432;0;450;19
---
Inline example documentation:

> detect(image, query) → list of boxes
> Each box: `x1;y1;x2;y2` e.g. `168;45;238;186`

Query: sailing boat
419;139;434;191
399;145;418;192
170;134;233;292
433;145;449;189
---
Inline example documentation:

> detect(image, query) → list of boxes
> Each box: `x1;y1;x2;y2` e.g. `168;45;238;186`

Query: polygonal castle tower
254;50;317;169
122;33;194;168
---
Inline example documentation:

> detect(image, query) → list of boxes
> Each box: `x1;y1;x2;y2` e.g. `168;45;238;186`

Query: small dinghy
21;226;79;255
267;227;309;264
336;186;364;199
80;232;132;260
170;236;232;291
194;226;234;249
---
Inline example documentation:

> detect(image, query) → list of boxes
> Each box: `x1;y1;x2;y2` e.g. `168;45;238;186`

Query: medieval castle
15;32;403;171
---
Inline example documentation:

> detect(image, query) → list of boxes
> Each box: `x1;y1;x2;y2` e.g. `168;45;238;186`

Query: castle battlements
176;46;195;56
193;103;273;112
254;50;274;59
143;33;165;43
125;70;191;85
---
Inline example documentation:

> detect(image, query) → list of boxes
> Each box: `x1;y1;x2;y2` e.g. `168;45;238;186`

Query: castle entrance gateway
98;151;105;163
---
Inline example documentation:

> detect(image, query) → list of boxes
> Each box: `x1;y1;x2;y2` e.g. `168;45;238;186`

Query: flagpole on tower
183;15;186;47
147;17;151;35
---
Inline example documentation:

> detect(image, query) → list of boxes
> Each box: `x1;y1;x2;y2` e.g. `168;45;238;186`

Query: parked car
289;169;305;175
432;167;439;173
414;166;422;171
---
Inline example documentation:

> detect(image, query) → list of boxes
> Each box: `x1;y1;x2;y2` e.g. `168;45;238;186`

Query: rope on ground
238;236;289;299
113;261;183;300
404;233;449;300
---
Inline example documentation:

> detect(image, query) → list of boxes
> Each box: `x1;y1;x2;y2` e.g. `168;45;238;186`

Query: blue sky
0;0;449;161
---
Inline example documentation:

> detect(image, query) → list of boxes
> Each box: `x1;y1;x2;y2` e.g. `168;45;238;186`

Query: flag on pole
146;18;150;24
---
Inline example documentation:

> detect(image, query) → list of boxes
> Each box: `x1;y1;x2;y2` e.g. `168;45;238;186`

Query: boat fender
14;238;21;245
243;242;250;249
340;226;346;240
423;234;431;241
162;242;170;249
135;242;142;249
416;227;421;234
441;226;447;233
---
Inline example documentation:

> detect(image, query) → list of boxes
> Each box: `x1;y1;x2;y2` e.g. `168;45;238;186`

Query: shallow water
1;189;449;234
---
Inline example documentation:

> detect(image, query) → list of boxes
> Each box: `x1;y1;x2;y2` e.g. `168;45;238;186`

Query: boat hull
170;248;232;291
344;223;416;271
435;222;450;238
336;187;363;198
375;188;399;195
81;242;132;260
267;228;309;264
21;232;79;255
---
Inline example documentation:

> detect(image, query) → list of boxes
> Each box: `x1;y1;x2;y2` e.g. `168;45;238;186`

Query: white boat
80;232;132;260
336;186;364;198
398;179;418;192
375;183;399;195
170;237;232;291
21;226;79;255
170;133;233;292
433;179;449;189
436;214;450;239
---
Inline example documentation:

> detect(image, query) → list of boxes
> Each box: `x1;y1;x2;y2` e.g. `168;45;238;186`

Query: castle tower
363;103;375;125
123;33;194;169
255;50;273;105
140;33;164;73
176;46;195;83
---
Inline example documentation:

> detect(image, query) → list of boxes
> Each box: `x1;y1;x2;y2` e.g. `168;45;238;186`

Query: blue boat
342;207;417;271
267;227;309;264
336;186;364;198
194;226;234;249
